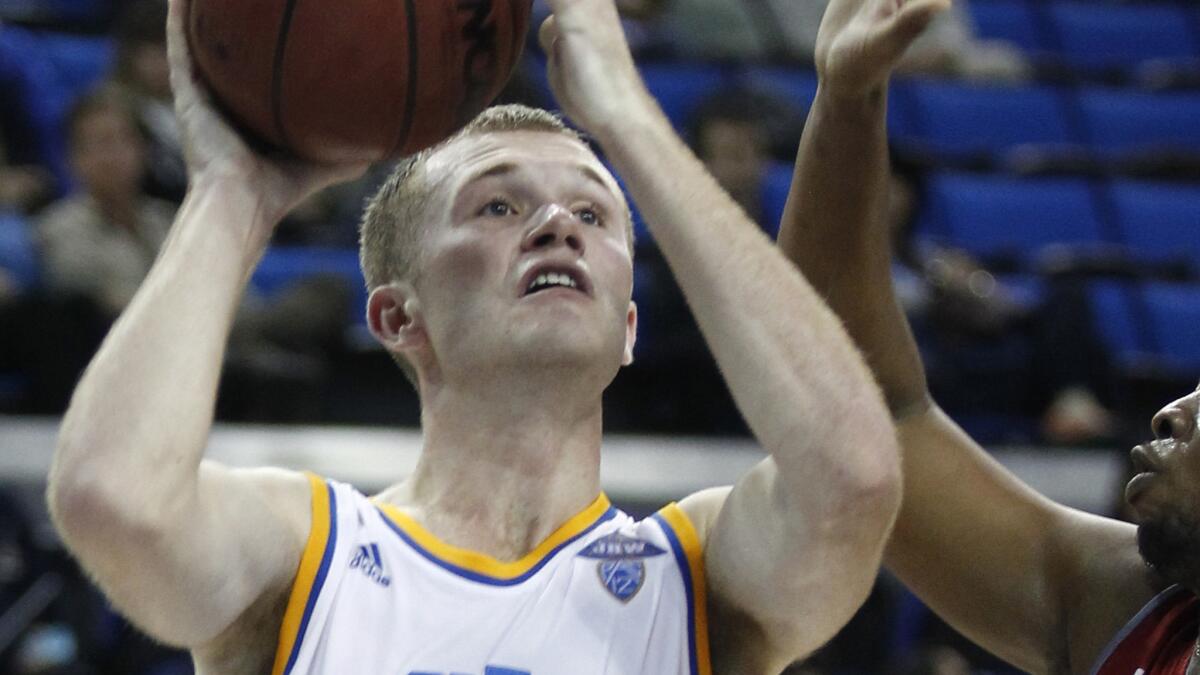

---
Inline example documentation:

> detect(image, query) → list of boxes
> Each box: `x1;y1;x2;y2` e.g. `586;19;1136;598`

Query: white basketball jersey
269;474;712;675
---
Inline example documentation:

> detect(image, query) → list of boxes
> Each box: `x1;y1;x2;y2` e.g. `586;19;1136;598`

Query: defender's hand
815;0;950;98
166;0;365;231
537;0;655;138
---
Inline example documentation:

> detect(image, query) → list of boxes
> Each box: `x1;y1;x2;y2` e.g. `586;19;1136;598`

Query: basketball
185;0;532;162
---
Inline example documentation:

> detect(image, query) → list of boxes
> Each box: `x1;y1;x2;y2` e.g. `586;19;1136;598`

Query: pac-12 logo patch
577;532;666;602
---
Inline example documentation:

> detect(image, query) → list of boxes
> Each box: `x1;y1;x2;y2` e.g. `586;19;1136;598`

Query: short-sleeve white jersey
268;474;712;675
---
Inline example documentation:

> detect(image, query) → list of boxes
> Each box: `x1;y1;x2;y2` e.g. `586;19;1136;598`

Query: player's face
1126;383;1200;584
412;131;636;386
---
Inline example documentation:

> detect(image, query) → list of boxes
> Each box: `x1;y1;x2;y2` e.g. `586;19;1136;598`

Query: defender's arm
774;2;1155;670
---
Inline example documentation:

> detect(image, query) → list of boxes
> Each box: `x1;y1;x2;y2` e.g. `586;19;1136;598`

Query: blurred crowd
2;0;1199;672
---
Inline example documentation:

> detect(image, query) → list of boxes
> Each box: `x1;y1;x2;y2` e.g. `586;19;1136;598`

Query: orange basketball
186;0;531;162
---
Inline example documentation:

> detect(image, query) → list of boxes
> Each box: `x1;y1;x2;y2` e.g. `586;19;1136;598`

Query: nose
1152;403;1196;442
521;204;585;255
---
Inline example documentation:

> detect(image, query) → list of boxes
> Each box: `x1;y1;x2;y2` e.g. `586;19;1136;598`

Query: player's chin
1136;510;1200;584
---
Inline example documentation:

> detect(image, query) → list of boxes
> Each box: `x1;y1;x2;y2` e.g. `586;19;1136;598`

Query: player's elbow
831;424;903;532
48;447;182;555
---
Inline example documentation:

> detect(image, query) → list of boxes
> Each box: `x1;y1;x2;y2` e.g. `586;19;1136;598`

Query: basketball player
779;4;1200;673
45;0;947;673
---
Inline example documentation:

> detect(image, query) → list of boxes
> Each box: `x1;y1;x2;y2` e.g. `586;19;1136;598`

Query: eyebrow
460;161;617;198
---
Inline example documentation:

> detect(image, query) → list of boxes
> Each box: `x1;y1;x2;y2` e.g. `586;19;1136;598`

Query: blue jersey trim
653;512;699;675
1087;584;1187;675
284;481;339;675
378;506;619;586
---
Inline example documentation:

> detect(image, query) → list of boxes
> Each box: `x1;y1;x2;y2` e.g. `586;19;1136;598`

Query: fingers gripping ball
187;0;532;163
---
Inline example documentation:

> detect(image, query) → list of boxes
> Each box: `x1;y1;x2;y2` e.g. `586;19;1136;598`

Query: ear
367;282;427;353
622;301;638;367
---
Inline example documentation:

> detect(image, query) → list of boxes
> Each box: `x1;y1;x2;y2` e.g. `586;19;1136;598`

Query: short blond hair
358;104;632;386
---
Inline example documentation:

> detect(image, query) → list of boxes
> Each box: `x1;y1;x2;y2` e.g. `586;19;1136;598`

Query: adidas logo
349;543;392;587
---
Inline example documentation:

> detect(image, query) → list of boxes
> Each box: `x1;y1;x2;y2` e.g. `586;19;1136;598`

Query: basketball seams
388;0;422;158
269;0;303;151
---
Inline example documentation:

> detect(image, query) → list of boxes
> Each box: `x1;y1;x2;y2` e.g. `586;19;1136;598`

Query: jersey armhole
271;473;339;675
1087;584;1187;675
654;503;713;675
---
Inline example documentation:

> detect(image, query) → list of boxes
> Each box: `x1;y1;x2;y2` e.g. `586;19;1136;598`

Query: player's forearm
776;85;930;417
48;180;269;539
596;109;899;498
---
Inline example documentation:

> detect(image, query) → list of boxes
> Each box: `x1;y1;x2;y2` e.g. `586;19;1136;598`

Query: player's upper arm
683;452;899;670
886;405;1155;674
50;461;313;647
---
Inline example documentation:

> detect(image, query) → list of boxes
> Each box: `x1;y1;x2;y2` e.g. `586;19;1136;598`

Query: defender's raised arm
776;1;1158;672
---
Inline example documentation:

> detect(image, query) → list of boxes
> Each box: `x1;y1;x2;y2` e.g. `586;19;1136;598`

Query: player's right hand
165;0;365;231
815;0;950;99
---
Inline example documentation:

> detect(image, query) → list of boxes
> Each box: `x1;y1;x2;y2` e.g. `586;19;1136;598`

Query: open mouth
520;265;591;298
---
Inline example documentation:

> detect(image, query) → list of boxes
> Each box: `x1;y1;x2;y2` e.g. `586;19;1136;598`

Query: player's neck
389;378;605;561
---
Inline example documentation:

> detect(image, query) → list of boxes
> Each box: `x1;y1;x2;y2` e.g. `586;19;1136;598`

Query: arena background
1;0;1198;672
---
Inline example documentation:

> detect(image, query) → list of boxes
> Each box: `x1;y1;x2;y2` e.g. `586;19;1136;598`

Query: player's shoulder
198;462;317;544
675;485;732;547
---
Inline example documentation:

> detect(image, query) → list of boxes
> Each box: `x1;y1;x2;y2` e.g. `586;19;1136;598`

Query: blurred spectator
688;87;801;227
36;87;172;317
23;87;352;420
111;0;186;202
690;91;771;224
653;0;769;60
648;0;1029;81
36;87;173;317
889;167;1118;445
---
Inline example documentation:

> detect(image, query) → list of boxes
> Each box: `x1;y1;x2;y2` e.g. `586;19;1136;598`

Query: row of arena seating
7;20;1200;193
3;0;1200;74
1090;280;1200;375
912;172;1200;268
968;0;1200;75
525;62;1200;167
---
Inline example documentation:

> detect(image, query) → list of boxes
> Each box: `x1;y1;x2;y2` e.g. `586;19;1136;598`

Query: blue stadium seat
1086;281;1147;370
738;67;817;111
1077;89;1200;156
966;0;1044;53
0;210;39;290
925;173;1106;261
1047;2;1199;72
32;30;114;93
0;27;114;193
1108;181;1200;268
759;161;793;237
900;81;1075;159
0;0;113;24
251;247;367;321
638;63;731;132
1141;282;1200;373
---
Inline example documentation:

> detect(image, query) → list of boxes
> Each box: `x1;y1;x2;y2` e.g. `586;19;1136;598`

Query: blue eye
482;199;513;217
576;207;600;226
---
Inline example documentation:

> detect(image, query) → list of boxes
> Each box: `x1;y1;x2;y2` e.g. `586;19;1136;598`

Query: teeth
526;271;579;292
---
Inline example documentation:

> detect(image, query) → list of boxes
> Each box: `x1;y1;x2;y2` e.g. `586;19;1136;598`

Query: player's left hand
815;0;951;99
538;0;655;138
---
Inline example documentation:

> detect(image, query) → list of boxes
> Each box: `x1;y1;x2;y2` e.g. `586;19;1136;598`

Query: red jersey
1092;585;1198;675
